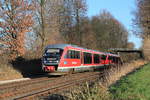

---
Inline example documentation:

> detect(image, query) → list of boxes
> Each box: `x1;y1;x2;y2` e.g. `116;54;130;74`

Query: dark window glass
108;56;113;60
66;50;71;58
44;49;63;59
94;54;100;64
113;57;117;63
101;55;106;60
66;50;80;59
75;51;80;59
115;57;119;63
83;52;92;64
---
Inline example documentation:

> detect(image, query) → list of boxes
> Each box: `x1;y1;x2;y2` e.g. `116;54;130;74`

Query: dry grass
0;54;23;81
0;64;23;81
67;83;112;100
102;60;147;87
0;51;43;80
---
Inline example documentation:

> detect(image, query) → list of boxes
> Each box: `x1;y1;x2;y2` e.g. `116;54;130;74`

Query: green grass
110;63;150;100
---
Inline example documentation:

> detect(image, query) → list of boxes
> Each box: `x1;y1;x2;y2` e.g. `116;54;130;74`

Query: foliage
0;0;35;59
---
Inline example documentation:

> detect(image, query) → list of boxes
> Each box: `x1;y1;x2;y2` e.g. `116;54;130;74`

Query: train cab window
66;50;80;59
94;54;100;64
44;49;63;58
83;52;92;64
101;55;106;60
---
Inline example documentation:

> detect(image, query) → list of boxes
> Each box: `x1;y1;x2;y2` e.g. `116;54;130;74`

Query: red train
42;44;121;74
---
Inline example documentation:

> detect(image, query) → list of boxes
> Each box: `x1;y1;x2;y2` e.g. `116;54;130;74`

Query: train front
42;48;63;72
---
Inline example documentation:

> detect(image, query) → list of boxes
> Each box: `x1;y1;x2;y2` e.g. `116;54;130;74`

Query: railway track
0;72;103;100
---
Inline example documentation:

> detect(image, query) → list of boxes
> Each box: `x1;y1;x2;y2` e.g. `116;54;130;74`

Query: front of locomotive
42;45;64;72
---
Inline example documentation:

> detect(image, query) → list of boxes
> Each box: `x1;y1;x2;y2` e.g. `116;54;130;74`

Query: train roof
45;44;119;56
45;44;102;52
46;44;99;50
45;44;79;49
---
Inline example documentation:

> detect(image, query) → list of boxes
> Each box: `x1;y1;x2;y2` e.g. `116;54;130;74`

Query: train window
66;50;80;59
71;50;75;58
113;57;117;63
83;52;92;64
101;55;106;60
115;57;119;63
66;50;71;58
94;54;100;64
108;56;113;60
75;51;80;59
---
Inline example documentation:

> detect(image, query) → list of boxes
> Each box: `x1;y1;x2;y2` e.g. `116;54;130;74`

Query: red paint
44;66;55;72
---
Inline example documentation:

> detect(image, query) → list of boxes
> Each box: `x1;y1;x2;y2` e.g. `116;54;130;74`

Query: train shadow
11;57;45;78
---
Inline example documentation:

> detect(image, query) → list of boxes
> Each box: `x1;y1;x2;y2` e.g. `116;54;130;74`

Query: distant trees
0;0;130;59
0;0;34;59
61;9;129;51
90;10;128;51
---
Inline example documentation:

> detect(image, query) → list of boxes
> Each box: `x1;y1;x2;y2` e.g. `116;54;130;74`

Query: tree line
0;0;129;59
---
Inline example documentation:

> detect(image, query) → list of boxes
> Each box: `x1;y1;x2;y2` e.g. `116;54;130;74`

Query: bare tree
134;0;150;60
33;0;64;51
134;0;150;37
59;0;87;46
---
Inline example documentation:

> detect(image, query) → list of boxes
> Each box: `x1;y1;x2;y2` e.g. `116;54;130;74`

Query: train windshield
44;49;63;58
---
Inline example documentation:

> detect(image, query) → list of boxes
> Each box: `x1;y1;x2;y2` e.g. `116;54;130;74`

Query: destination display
46;49;60;53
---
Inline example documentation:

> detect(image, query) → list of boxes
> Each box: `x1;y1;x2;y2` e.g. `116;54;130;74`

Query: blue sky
87;0;142;48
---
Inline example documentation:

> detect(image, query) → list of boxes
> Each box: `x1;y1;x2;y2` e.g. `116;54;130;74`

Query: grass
110;63;150;100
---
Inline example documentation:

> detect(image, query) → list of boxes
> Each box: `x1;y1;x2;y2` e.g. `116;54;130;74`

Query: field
110;63;150;100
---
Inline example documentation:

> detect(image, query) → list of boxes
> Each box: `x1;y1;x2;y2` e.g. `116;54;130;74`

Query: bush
143;37;150;61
